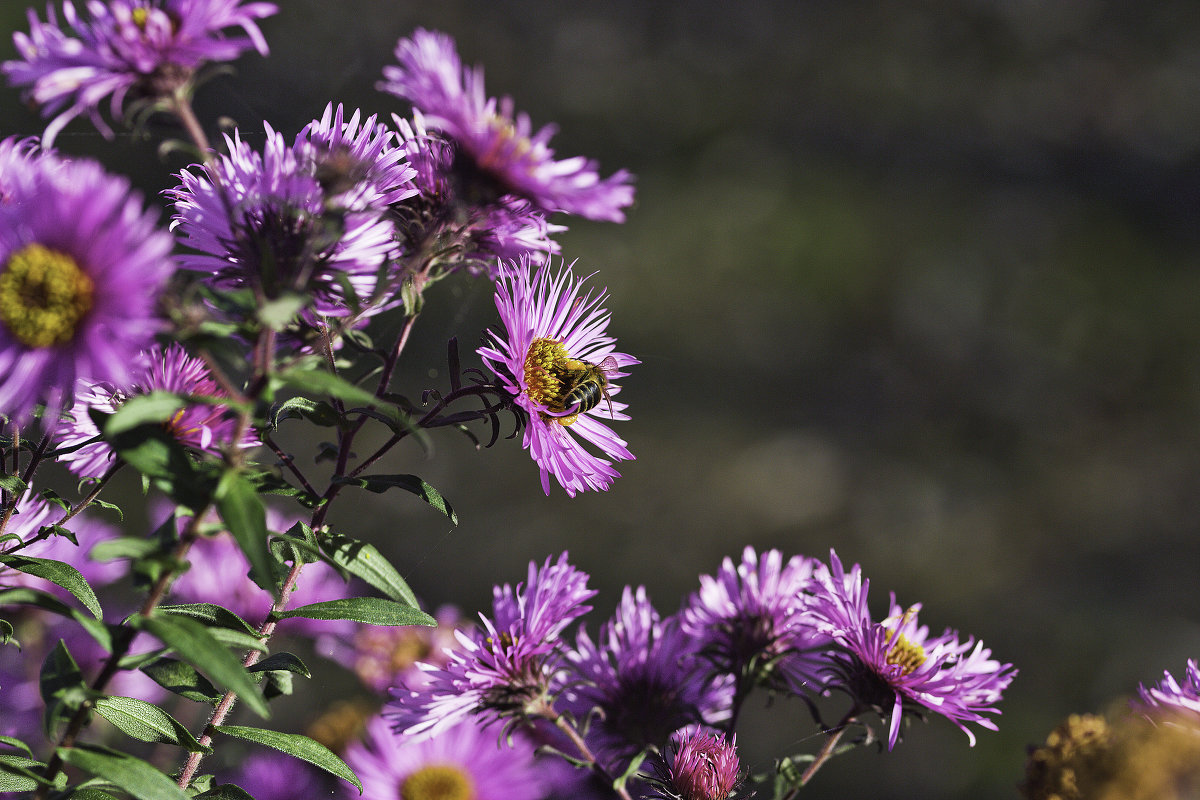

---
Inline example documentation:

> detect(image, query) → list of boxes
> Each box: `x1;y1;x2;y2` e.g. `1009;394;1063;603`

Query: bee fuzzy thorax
522;336;614;426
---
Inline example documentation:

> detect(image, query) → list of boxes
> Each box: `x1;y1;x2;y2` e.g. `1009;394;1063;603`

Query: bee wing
596;355;621;376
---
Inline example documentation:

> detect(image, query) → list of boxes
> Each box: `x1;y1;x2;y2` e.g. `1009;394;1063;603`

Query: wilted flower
389;552;595;740
680;547;827;694
0;152;173;425
1136;659;1200;717
566;587;732;771
380;29;634;222
347;712;545;800
169;122;396;324
478;257;636;497
2;0;277;146
391;111;563;275
808;550;1016;749
55;342;256;478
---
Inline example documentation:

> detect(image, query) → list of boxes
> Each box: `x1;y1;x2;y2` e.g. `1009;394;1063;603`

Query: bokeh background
6;1;1200;797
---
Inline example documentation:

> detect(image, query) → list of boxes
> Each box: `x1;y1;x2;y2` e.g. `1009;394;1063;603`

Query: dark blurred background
6;1;1200;797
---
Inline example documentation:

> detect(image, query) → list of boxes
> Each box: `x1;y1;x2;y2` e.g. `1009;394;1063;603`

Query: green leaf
58;745;192;800
257;292;308;331
67;788;124;800
214;469;276;593
139;658;221;703
94;695;211;752
88;498;124;522
319;533;419;607
89;537;161;562
247;652;310;678
103;391;184;436
277;597;435;627
40;640;86;704
135;615;269;718
269;396;340;430
0;736;32;757
331;474;457;525
0;588;110;650
0;474;27;494
0;618;14;647
158;603;258;635
0;554;102;618
0;755;56;792
275;369;379;408
212;726;362;793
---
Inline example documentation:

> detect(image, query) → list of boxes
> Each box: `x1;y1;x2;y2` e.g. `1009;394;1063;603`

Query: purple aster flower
55;342;257;478
226;750;325;800
679;547;828;695
808;550;1017;749
169;122;396;323
388;552;595;740
565;586;733;772
477;257;637;497
1136;659;1200;717
3;0;277;147
380;29;635;222
317;604;467;693
347;711;545;800
0;492;124;589
391;111;563;276
0;152;173;426
645;725;742;800
0;136;47;204
298;103;417;211
163;503;351;635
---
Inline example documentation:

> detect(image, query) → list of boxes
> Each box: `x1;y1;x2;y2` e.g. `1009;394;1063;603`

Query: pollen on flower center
0;243;94;348
885;630;927;676
131;7;149;29
522;336;584;425
399;763;475;800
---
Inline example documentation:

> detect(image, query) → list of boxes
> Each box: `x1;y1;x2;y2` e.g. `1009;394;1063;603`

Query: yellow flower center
480;115;532;170
131;7;149;28
883;606;927;676
400;764;475;800
523;336;588;426
0;243;94;348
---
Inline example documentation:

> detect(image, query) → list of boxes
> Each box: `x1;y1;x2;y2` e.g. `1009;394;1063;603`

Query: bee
548;355;620;421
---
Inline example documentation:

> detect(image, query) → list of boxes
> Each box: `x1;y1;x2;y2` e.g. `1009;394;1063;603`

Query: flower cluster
387;548;1015;793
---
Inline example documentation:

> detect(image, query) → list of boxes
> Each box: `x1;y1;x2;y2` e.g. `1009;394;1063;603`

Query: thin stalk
34;511;210;799
0;433;52;539
1;462;125;557
544;707;634;800
788;707;862;795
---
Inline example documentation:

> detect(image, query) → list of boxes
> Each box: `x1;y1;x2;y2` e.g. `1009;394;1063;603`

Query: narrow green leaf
269;396;339;430
0;755;54;792
67;788;124;800
158;603;258;635
88;498;124;522
0;554;102;618
139;657;221;703
212;726;362;793
39;640;85;704
194;784;256;800
277;597;435;627
247;652;310;678
0;736;32;757
58;745;192;800
102;391;184;436
320;533;419;607
331;474;457;525
90;537;159;562
0;588;110;650
214;469;276;593
0;618;14;647
95;696;211;752
135;615;269;718
0;474;27;494
276;369;379;408
257;292;308;331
